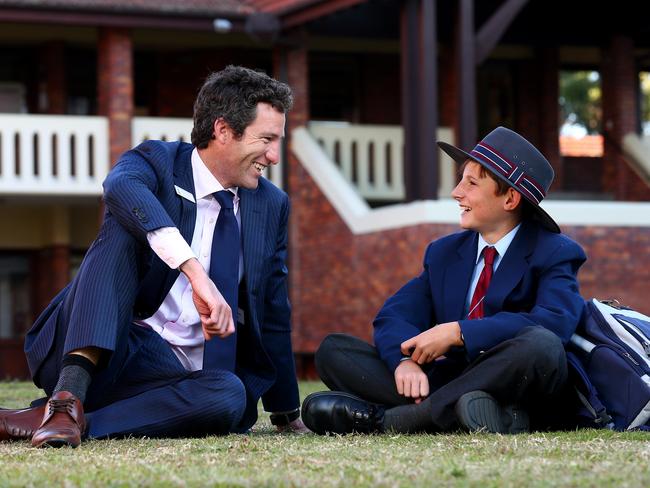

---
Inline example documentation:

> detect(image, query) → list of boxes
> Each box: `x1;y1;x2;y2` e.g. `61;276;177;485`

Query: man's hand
400;321;463;365
275;418;310;434
394;359;429;404
180;258;234;340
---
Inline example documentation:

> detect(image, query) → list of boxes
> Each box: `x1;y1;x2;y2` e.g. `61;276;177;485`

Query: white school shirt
464;223;521;317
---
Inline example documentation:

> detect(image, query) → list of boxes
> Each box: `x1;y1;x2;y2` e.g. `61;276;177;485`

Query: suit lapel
484;221;537;315
240;187;267;304
443;232;478;320
158;146;196;300
173;147;197;244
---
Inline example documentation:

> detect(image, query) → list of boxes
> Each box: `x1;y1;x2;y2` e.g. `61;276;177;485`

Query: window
559;70;604;158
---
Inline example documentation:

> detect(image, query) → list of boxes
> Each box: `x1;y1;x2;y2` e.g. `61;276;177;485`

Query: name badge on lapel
174;185;196;204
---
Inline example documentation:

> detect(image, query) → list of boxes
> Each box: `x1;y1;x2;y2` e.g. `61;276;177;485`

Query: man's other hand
394;359;429;404
180;258;235;340
400;321;463;365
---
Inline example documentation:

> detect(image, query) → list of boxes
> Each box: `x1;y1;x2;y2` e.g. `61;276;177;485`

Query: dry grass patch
1;381;649;487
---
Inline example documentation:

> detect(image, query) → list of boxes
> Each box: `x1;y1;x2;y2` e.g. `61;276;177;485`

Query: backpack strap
566;351;615;429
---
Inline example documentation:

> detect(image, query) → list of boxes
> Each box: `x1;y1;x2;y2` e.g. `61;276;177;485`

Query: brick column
601;35;642;200
515;58;541;147
42;41;66;114
538;47;562;192
97;27;133;167
31;206;71;315
275;45;310;344
32;245;70;316
439;46;459;141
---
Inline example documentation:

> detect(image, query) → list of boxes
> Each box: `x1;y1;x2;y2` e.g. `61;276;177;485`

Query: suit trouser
30;215;247;438
315;327;576;431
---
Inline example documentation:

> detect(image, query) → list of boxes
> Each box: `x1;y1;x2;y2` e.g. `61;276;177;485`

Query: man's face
219;102;285;190
451;160;512;234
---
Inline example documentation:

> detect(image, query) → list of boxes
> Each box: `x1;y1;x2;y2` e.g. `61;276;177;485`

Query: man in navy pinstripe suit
0;66;306;447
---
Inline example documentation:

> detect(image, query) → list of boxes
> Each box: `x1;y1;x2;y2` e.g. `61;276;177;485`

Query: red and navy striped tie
468;246;497;320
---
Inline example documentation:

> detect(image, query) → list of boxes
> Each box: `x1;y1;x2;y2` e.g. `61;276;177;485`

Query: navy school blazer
25;140;299;428
373;219;587;371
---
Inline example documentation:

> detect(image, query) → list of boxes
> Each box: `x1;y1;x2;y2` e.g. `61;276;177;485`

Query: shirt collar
475;223;521;264
191;148;238;201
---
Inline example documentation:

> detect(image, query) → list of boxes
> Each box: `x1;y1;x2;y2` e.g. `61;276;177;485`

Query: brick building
0;0;649;378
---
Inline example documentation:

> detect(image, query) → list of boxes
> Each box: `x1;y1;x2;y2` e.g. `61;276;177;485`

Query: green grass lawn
1;381;649;487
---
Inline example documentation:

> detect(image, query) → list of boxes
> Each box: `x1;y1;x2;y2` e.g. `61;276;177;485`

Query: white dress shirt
135;148;242;371
464;223;521;316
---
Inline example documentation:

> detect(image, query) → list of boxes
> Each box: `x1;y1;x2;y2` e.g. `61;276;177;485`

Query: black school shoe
301;391;385;435
455;391;530;434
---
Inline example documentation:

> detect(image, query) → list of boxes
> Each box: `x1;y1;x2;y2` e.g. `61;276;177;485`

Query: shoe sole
455;391;529;434
32;435;80;448
38;440;79;448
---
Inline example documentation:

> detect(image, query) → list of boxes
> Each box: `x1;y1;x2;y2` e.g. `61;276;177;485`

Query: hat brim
437;141;561;234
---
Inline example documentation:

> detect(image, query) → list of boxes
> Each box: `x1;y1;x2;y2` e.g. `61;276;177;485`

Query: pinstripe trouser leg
85;369;246;439
82;324;247;438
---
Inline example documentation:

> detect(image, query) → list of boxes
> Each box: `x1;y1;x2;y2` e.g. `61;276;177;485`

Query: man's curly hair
191;66;293;149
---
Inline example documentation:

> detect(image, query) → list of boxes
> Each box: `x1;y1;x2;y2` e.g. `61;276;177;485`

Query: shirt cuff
147;227;195;269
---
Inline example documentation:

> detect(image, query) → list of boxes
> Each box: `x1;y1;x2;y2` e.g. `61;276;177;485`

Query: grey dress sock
53;354;95;404
383;396;438;433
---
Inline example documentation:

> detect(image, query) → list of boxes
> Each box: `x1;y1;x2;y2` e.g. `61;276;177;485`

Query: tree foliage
559;71;602;134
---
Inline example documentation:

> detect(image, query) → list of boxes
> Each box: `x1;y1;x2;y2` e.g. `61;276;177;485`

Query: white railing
308;122;456;200
132;116;194;145
0;114;108;195
132;117;284;189
0;115;453;200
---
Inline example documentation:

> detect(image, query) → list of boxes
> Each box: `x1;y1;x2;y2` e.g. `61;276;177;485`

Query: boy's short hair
459;159;510;195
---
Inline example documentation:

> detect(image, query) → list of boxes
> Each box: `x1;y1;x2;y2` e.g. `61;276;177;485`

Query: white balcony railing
0;115;451;200
309;121;456;200
0;114;108;195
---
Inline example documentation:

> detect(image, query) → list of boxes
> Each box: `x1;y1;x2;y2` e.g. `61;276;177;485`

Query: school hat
438;126;560;233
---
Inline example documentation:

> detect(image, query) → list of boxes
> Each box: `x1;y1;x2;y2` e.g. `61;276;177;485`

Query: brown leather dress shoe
0;405;45;441
31;391;86;448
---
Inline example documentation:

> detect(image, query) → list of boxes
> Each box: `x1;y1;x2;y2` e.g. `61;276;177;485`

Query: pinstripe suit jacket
25;140;299;428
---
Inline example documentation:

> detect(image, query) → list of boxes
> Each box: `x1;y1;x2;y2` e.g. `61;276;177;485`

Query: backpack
567;298;650;431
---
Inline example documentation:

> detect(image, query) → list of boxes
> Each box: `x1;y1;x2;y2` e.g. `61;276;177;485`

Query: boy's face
451;160;516;235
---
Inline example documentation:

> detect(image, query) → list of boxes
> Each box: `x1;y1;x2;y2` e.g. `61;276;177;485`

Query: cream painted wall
0;203;100;250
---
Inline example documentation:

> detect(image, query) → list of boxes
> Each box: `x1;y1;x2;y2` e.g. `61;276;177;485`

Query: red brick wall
288;152;650;353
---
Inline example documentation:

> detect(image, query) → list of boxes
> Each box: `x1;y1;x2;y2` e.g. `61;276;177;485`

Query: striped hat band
470;142;547;205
